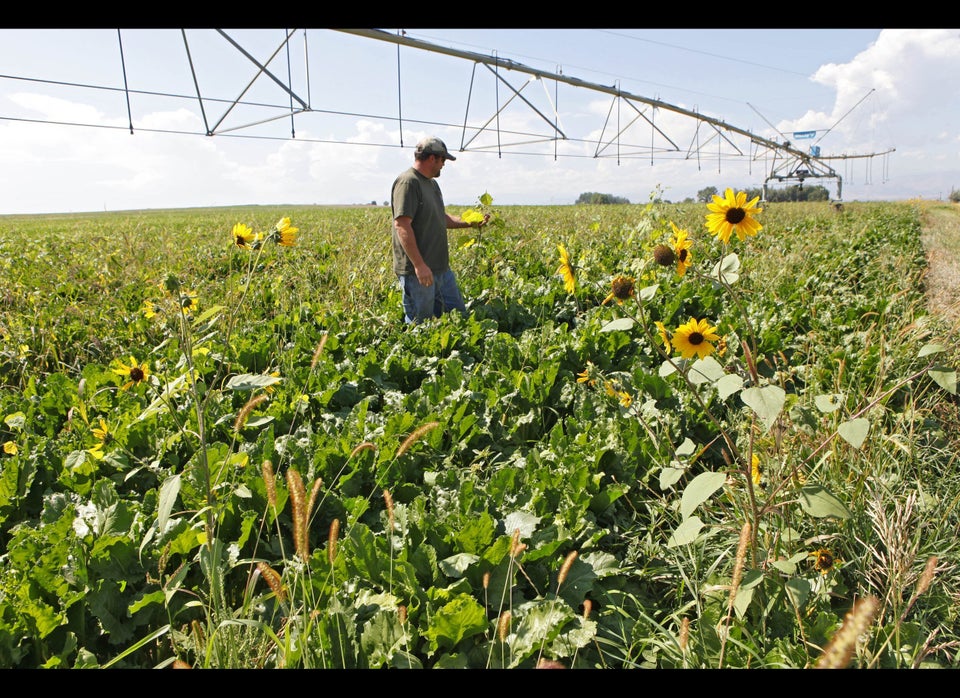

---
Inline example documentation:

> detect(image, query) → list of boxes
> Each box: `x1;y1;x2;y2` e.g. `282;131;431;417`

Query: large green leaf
659;466;686;491
716;373;744;399
667;516;704;547
798;484;851;519
918;343;947;357
680;471;727;519
837;418;870;449
225;372;282;391
814;393;844;413
424;594;488;653
688;356;726;385
741;385;785;432
928;367;957;395
601;317;635;332
711;252;740;284
157;473;181;535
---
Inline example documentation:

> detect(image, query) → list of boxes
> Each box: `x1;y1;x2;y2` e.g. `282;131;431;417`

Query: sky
0;27;957;215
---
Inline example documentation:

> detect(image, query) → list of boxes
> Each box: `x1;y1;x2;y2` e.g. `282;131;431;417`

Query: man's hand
415;262;434;287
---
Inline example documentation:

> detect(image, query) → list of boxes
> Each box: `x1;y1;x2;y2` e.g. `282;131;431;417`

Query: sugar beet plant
0;195;957;668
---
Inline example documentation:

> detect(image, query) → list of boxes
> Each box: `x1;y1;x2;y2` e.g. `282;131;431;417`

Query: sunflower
113;356;151;391
271;217;299;247
180;290;199;314
751;454;762;486
603;275;635;305
557;243;576;294
672;317;721;360
233;222;257;249
810;547;840;575
576;361;598;386
669;222;693;276
654;321;672;353
141;298;158;319
92;419;111;444
705;188;763;244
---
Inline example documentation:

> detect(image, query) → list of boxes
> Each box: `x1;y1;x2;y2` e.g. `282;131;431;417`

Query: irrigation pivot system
0;28;895;202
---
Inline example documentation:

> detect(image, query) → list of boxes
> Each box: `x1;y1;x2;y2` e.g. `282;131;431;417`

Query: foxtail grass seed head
261;460;277;509
328;518;340;565
558;550;578;588
916;555;938;597
399;605;407;624
383;489;395;531
498;611;512;642
510;528;522;558
729;522;751;612
679;617;690;652
191;619;205;646
583;599;593;620
815;595;880;668
306;477;323;527
397;421;440;457
172;659;192;669
286;468;308;559
256;561;287;603
350;441;376;458
483;571;491;590
536;659;566;669
310;333;329;370
234;394;268;433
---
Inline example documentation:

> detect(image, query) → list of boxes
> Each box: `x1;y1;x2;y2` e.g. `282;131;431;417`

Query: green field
1;197;958;668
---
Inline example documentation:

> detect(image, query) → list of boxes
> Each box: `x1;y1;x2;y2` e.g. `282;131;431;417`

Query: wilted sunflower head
652;244;675;267
603;275;636;305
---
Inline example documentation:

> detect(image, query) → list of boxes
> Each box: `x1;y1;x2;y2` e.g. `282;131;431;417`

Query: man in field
391;136;489;324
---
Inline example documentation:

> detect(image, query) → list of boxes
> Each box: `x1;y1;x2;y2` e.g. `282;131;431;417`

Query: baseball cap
415;136;456;161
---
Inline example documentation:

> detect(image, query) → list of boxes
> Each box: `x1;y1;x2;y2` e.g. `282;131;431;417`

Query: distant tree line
575;185;832;207
575;192;631;205
697;185;831;203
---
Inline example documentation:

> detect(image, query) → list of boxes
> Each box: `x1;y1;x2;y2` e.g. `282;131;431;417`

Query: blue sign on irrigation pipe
793;130;816;139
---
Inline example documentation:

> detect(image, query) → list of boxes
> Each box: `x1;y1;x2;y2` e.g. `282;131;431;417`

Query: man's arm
444;213;491;229
394;215;434;287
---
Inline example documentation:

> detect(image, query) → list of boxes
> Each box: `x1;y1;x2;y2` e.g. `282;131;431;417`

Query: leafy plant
0;198;957;668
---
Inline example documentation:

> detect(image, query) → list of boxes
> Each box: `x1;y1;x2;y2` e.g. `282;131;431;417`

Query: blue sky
0;28;956;214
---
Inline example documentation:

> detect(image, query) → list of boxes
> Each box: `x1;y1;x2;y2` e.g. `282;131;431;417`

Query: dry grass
920;202;960;331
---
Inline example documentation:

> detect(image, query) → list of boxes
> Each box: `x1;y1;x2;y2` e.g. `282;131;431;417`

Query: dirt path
920;202;960;332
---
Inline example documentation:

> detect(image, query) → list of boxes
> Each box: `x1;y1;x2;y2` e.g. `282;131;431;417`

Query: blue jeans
398;269;466;324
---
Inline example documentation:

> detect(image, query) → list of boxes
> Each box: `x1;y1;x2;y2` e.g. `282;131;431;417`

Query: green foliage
575;192;631;205
759;184;831;202
0;198;957;669
697;186;719;203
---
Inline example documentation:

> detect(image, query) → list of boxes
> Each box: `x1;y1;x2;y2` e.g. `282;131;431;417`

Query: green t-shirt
391;168;450;276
